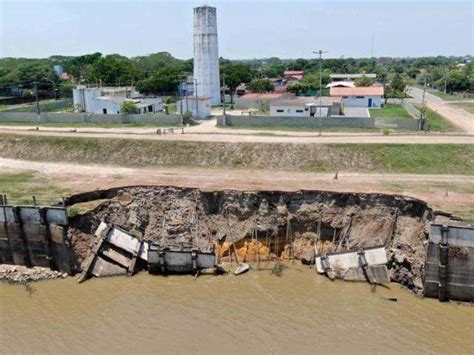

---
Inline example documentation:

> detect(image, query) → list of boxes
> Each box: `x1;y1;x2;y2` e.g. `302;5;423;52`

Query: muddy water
1;264;473;354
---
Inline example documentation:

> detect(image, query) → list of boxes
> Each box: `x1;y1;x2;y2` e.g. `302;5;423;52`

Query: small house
330;86;384;108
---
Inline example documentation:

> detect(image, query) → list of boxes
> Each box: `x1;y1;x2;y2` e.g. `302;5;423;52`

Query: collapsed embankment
67;186;435;293
1;134;473;174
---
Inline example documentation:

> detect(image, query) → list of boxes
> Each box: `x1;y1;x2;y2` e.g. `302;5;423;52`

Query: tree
220;62;254;102
390;73;406;91
354;75;374;87
248;79;274;93
88;55;142;85
135;65;181;95
386;73;406;98
120;100;138;114
287;82;308;95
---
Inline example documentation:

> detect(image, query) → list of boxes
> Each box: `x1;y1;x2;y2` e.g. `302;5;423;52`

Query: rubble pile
68;186;435;293
0;265;68;283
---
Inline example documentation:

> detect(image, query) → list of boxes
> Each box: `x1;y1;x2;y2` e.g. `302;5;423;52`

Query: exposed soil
68;185;438;293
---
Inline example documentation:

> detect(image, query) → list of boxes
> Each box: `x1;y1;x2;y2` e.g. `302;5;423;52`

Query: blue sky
0;0;472;59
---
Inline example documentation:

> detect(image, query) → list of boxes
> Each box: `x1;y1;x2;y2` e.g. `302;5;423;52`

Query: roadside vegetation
1;134;472;175
423;107;457;132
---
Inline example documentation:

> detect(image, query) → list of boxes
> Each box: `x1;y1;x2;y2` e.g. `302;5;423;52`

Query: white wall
270;105;310;117
92;99;121;114
178;98;211;119
342;95;383;108
270;105;329;117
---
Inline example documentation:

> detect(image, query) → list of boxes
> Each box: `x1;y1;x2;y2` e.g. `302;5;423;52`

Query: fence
401;100;421;119
0;112;183;125
217;115;376;129
375;117;421;130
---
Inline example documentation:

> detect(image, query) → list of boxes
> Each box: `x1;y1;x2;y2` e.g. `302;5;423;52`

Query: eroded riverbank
1;266;473;354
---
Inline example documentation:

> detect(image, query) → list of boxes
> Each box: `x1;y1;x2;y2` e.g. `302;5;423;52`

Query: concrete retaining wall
0;112;182;125
0;204;73;274
424;224;474;302
217;115;376;128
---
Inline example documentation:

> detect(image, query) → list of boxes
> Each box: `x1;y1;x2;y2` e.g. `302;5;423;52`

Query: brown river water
1;263;473;354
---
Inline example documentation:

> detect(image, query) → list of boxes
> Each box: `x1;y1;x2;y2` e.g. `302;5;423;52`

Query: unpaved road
408;87;474;134
0;126;473;144
1;158;472;217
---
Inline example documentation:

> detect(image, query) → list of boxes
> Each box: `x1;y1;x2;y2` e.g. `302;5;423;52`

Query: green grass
369;104;413;119
335;144;473;175
0;173;72;205
412;104;457;132
1;134;473;175
450;102;474;114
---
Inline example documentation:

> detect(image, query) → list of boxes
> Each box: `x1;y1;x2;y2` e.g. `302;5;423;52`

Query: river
1;263;473;354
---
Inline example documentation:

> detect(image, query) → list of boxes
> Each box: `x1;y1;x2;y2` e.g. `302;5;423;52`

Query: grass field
1;134;473;175
450;102;474;114
369;104;413;119
0;173;72;205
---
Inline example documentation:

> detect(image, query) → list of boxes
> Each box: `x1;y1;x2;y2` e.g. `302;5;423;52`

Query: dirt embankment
1;134;474;174
68;186;434;293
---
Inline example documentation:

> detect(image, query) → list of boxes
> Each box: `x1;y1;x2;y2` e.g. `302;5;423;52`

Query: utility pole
34;82;41;120
222;74;226;125
421;69;428;131
194;78;199;118
313;49;327;136
444;68;449;95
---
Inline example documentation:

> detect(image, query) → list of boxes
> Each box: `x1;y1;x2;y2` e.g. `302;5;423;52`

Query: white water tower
193;5;221;106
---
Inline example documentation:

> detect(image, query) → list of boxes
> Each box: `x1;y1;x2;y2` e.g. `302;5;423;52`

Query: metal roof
330;74;376;79
330;86;384;96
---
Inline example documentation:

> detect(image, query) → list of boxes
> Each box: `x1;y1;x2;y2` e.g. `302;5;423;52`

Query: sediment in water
66;185;442;293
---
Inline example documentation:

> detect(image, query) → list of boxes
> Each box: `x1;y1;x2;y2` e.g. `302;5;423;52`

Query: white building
73;86;162;114
92;96;162;115
193;5;221;106
270;97;342;117
177;96;212;119
330;87;384;108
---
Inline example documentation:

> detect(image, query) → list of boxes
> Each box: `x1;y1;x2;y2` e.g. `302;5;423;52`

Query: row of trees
0;53;471;100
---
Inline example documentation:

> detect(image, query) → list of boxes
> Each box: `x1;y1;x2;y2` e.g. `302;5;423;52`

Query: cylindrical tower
193;5;221;106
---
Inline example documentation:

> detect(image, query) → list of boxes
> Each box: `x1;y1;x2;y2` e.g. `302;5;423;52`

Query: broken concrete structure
66;185;435;293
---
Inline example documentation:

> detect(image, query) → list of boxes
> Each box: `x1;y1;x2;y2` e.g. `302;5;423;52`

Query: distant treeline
0;53;472;99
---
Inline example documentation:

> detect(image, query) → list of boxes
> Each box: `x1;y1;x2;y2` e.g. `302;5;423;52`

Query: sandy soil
1;158;472;219
408;87;474;134
0;126;473;144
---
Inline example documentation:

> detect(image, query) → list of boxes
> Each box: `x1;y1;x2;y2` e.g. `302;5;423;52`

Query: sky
0;0;472;59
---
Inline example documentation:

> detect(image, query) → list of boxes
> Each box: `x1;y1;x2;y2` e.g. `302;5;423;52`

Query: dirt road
407;87;474;134
1;158;472;220
1;126;473;144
